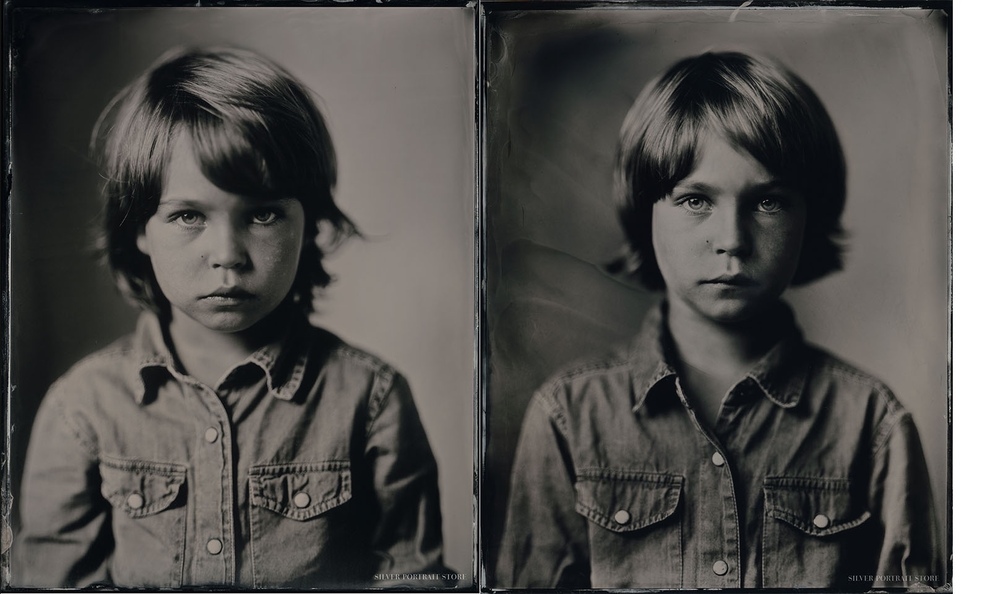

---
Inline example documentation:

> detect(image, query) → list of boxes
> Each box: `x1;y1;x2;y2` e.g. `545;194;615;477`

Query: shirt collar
630;299;809;413
129;311;309;404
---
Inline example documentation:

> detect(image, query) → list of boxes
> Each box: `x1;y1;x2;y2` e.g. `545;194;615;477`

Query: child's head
94;47;357;320
613;51;846;296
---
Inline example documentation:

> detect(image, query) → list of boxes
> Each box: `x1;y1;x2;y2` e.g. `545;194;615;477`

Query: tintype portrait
5;6;475;589
482;6;949;590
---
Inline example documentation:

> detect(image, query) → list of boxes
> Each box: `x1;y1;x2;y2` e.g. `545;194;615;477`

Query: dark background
482;7;949;583
7;7;476;579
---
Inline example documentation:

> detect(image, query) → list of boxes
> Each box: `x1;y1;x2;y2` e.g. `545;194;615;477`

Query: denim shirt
497;304;942;589
14;313;444;588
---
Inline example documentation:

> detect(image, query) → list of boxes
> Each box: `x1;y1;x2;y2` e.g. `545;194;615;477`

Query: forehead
159;130;279;208
674;134;775;191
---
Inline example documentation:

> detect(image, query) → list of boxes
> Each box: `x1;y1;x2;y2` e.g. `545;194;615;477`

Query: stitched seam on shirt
336;343;395;375
367;369;398;435
543;358;632;390
534;358;632;438
533;387;570;439
871;408;910;458
818;358;890;393
48;381;101;457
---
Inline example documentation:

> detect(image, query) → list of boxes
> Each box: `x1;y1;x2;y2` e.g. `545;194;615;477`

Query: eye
757;197;784;213
676;195;712;213
173;211;204;227
251;209;281;225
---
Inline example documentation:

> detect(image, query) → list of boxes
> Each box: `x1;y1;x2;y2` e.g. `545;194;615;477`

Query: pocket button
293;492;311;508
613;509;630;525
127;493;144;509
813;514;831;529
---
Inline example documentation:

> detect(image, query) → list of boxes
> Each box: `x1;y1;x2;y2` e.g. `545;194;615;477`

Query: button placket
187;381;236;584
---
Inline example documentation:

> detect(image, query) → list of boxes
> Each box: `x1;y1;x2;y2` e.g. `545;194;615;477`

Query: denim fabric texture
497;304;942;589
14;313;444;588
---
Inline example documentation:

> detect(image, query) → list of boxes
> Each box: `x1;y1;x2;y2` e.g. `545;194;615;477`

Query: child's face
651;134;806;324
137;131;306;335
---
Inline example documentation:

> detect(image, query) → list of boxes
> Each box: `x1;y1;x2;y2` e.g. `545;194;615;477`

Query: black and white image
482;6;949;590
5;7;475;589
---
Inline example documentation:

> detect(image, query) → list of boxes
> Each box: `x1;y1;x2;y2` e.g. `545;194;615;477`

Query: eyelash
672;195;788;214
167;209;284;227
757;197;784;213
674;195;712;213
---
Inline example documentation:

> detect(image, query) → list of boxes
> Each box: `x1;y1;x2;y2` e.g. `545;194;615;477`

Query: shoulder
530;349;636;426
303;325;412;417
45;333;141;404
801;344;911;446
306;325;403;383
804;345;901;409
34;333;143;444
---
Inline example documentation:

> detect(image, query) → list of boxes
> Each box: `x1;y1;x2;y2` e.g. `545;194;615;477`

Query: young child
497;52;942;589
15;47;445;588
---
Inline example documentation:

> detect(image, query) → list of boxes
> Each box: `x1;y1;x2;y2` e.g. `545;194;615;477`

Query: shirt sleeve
13;384;112;587
496;391;590;588
869;410;944;588
364;371;447;583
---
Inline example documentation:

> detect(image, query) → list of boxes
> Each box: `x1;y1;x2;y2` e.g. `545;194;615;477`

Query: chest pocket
248;461;355;587
574;471;683;588
762;477;873;588
99;458;187;587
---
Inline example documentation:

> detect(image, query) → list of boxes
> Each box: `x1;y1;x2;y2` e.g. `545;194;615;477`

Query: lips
202;287;255;302
701;275;757;287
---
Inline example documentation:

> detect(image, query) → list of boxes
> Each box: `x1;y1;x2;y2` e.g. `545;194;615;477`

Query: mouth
202;287;255;303
701;275;757;287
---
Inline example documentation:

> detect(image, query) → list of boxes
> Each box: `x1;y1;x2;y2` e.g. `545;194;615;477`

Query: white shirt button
711;452;725;467
293;492;311;508
126;493;144;509
204;427;219;443
207;539;223;555
813;514;831;529
613;509;631;525
712;560;729;576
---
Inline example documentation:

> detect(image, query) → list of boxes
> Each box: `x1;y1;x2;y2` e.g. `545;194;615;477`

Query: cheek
650;206;698;275
760;219;806;277
260;228;305;278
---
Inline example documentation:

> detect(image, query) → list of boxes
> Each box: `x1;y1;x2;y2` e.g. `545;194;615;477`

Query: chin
194;311;266;334
696;299;774;325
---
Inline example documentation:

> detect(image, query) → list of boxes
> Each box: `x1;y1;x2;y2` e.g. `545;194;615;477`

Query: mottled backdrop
9;7;476;579
483;7;949;581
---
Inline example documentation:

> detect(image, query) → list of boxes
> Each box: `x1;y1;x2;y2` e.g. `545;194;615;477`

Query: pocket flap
764;477;871;536
574;470;683;532
249;461;352;521
99;458;186;518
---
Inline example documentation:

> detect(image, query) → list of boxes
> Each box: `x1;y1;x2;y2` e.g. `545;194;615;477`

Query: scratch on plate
729;0;754;23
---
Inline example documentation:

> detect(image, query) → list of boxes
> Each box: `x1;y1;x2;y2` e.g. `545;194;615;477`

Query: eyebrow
671;180;791;195
157;196;297;208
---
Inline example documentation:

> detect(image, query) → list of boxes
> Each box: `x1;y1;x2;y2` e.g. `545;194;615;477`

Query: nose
710;206;751;257
206;222;248;269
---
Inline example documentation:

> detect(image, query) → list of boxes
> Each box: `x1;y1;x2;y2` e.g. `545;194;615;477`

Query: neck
166;304;293;387
665;298;787;379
